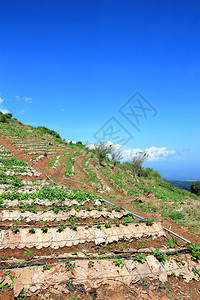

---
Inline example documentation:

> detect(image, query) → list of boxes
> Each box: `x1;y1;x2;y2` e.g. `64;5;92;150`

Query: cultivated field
0;118;199;299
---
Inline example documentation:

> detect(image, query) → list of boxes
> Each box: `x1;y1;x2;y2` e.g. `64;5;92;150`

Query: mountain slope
0;116;199;299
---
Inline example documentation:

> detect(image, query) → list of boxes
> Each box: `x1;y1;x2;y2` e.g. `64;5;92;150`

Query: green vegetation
0;114;199;233
167;180;191;191
0;112;13;123
146;217;155;226
0;115;200;300
152;250;167;263
81;157;101;185
23;251;32;257
113;258;124;268
65;260;75;269
64;153;81;176
190;181;200;196
94;141;113;164
131;253;146;263
187;243;200;261
168;211;185;221
192;267;200;276
35;126;61;139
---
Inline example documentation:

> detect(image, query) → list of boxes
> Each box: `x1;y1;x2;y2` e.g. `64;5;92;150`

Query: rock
89;289;98;300
76;284;87;293
66;282;75;291
137;279;146;286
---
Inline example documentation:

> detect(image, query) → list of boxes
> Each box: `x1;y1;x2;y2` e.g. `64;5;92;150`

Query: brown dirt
0;236;172;261
0;134;200;300
0;133;199;244
0;277;200;299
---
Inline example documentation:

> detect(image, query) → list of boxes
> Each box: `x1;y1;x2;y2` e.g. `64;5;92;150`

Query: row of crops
0;143;199;299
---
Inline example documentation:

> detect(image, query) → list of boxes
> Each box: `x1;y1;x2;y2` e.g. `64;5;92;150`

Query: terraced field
0;119;199;299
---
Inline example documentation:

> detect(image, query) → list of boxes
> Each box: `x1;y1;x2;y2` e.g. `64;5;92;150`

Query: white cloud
23;97;32;103
0;97;10;113
122;146;178;161
89;141;178;162
0;108;10;114
145;146;177;161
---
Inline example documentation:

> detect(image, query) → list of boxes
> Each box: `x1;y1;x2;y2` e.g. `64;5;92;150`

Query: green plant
44;263;51;270
146;217;155;226
168;211;185;221
0;283;6;290
88;261;94;268
190;181;200;196
9;274;14;290
16;288;26;299
72;292;78;300
113;258;124;268
165;238;177;248
72;250;78;256
192;267;200;276
121;216;134;225
70;224;77;231
23;251;32;257
29;228;35;234
57;225;64;232
131;253;146;263
187;243;200;261
40;226;48;233
174;256;185;266
105;222;112;228
152;250;167;264
115;220;120;227
10;226;19;233
94;141;113;164
136;239;147;248
119;245;125;251
65;260;75;269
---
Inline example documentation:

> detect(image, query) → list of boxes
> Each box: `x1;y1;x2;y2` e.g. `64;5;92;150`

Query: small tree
0;114;7;123
94;141;113;165
130;151;147;177
190;182;200;196
111;149;123;166
5;113;12;119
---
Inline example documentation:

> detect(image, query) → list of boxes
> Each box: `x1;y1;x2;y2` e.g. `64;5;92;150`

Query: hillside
0;115;199;299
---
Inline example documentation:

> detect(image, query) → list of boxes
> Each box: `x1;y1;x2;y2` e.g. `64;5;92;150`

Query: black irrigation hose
0;261;46;269
0;248;192;270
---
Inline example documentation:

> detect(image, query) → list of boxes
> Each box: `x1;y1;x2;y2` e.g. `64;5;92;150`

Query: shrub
169;211;185;221
190;182;200;196
140;167;162;179
121;151;148;177
0;114;8;123
4;113;12;119
36;126;61;139
111;149;123;166
94;141;113;164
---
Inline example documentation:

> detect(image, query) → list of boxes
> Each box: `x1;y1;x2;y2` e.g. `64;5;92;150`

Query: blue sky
0;0;199;180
